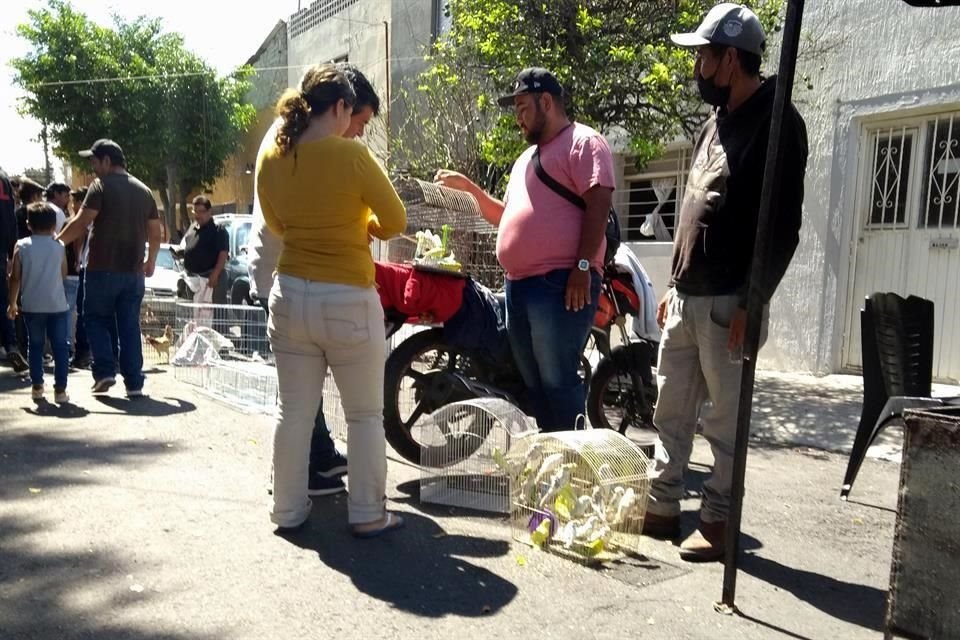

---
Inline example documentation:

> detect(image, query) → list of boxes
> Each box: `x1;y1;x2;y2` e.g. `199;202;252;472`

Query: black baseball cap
78;138;126;165
497;68;564;107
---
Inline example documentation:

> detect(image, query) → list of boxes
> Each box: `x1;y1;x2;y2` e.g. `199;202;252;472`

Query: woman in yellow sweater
257;65;407;536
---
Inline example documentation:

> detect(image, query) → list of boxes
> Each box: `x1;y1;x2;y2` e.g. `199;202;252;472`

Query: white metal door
843;112;960;382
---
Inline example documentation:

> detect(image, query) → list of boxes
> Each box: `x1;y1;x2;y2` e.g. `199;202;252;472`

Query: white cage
140;295;179;367
419;398;538;513
507;429;653;564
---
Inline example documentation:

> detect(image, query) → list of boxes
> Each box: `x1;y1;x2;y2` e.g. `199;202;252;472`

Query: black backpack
532;147;621;266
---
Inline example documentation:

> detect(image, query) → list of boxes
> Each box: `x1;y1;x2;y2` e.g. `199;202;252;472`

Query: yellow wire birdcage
505;429;654;564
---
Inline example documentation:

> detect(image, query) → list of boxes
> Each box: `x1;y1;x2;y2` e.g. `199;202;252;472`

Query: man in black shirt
180;196;229;304
642;4;808;562
0;169;25;369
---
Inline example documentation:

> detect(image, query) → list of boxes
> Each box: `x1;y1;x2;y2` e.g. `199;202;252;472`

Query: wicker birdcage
387;178;504;291
419;398;538;513
506;429;653;564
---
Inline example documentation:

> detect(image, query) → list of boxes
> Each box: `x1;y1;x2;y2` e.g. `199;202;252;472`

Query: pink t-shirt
496;123;616;280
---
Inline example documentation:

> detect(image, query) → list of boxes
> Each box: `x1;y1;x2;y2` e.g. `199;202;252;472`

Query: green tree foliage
11;0;256;231
396;0;782;189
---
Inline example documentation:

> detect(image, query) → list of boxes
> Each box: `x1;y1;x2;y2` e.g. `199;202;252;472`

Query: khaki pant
267;274;387;527
648;291;768;524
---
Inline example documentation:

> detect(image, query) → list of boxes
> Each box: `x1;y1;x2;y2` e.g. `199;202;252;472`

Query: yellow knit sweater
256;135;406;288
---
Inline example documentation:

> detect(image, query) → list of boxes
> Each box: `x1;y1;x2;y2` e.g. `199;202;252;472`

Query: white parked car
145;243;182;297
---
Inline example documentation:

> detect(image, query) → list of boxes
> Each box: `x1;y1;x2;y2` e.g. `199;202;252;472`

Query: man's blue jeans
0;263;18;352
84;271;145;390
505;269;600;431
23;311;69;389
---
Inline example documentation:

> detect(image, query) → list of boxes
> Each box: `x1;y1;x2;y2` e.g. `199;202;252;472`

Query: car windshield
234;222;251;255
155;249;176;271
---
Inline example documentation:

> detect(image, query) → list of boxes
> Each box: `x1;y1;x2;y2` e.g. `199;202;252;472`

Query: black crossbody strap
532;148;586;210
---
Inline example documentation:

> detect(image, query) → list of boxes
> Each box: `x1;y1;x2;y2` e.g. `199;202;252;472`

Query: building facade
623;1;960;382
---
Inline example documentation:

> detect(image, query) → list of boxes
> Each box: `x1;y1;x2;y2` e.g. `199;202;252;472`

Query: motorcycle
381;263;659;466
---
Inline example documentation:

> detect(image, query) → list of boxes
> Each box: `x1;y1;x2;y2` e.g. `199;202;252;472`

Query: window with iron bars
864;111;960;230
619;146;691;242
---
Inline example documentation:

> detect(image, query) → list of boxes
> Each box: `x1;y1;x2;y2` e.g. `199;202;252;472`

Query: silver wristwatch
576;259;590;272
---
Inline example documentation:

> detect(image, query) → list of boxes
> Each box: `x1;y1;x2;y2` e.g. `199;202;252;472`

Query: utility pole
41;121;52;184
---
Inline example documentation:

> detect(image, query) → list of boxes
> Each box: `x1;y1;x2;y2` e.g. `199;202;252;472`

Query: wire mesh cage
387;178;504;291
204;360;278;413
140;295;179;367
172;302;270;361
171;301;274;408
419;398;538;513
506;429;653;564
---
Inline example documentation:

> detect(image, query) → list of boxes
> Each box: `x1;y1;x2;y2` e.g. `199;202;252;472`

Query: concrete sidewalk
0;363;912;639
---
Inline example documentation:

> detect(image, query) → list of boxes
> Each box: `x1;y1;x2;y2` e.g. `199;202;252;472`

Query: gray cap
670;3;766;56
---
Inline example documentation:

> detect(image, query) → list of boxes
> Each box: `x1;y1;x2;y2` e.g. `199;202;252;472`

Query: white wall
772;0;960;374
629;2;960;375
286;0;391;160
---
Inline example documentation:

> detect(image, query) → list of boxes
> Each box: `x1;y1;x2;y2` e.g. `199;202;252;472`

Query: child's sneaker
31;385;44;401
54;388;69;404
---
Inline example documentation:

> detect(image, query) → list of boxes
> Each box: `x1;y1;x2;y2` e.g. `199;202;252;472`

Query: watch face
577;259;590;271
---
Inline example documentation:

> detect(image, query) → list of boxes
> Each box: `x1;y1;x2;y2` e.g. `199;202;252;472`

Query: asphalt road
0;365;898;639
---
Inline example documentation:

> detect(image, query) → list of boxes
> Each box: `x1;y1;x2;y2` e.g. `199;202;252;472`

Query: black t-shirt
183;220;229;275
0;173;15;262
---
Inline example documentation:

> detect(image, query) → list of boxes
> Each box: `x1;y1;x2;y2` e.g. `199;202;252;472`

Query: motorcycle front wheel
383;328;495;466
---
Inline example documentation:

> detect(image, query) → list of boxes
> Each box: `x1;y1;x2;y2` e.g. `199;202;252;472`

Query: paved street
0;363;926;639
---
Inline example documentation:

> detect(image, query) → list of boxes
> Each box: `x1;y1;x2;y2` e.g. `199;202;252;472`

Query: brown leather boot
642;512;681;539
679;519;727;562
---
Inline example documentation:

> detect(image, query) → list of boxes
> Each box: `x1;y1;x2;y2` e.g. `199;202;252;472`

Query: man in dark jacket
0;169;25;369
642;3;809;562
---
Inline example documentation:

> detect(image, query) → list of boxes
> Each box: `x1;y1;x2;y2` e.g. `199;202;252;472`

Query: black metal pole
718;0;806;611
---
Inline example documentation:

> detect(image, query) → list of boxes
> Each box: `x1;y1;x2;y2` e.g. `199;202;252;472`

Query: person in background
46;183;79;351
15;178;45;240
6;202;70;403
248;62;382;497
70;186;93;368
257;64;406;536
43;182;69;233
0;168;25;370
178;195;229;305
58;139;162;397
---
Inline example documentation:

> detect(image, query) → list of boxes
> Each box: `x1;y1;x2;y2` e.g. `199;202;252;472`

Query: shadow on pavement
280;497;519;617
0;430;181;500
0;424;208;639
0;515;218;640
22;399;91;419
94;396;196;417
750;374;864;454
739;552;886;632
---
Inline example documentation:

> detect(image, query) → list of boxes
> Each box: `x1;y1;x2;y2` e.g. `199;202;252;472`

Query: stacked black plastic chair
840;292;951;499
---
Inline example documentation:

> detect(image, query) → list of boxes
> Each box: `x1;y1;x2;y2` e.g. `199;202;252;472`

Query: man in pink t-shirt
435;67;615;431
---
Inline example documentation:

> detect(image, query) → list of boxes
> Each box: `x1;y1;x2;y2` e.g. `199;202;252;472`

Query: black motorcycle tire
383;328;490;466
586;341;659;435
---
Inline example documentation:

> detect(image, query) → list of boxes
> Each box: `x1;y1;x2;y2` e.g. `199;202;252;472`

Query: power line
26;57;431;89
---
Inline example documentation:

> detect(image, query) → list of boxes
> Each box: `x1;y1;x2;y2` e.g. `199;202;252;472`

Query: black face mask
696;70;731;108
